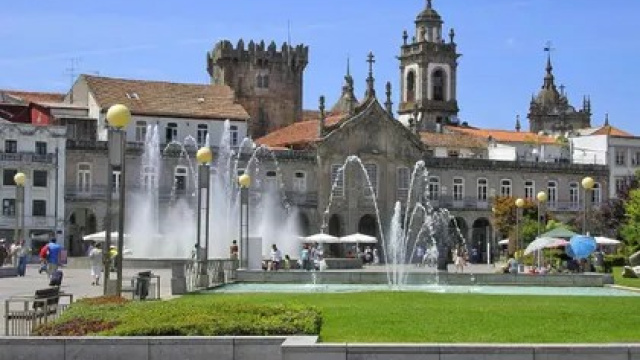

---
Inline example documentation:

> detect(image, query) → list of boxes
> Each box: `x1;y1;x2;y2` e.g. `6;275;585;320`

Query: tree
620;188;640;252
492;196;545;255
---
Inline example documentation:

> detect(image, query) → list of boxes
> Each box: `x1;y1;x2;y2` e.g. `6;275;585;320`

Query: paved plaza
0;264;173;335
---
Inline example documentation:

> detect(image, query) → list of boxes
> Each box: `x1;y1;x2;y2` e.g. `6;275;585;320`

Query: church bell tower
398;0;460;132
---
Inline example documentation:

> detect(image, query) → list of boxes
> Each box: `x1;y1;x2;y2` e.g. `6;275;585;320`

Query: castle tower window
406;71;416;102
432;69;445;101
256;74;270;89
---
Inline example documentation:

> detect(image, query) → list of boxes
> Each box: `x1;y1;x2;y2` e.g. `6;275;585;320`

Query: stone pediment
319;98;425;160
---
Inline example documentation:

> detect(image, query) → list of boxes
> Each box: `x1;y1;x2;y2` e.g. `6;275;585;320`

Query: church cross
367;52;375;77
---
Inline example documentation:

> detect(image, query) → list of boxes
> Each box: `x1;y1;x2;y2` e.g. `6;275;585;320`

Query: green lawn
613;266;640;289
200;292;640;343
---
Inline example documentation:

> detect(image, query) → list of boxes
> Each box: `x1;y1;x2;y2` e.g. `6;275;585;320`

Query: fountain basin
235;269;614;287
209;282;638;297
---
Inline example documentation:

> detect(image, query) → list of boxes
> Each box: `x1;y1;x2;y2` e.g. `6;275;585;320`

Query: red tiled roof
83;75;250;120
1;90;65;104
256;113;343;148
420;131;487;149
592;125;633;137
445;126;558;144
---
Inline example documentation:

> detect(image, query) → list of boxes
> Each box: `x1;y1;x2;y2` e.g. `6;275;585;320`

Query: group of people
0;238;29;276
415;245;439;268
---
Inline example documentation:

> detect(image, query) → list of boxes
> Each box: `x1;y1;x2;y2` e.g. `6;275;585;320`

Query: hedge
33;295;322;336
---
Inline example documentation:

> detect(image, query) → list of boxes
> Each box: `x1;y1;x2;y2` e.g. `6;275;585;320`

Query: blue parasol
568;235;597;259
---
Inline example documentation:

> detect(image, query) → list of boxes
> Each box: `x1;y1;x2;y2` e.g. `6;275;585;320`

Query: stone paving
0;264;173;335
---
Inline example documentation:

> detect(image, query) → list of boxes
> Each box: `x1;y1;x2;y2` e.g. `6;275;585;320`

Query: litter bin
135;271;152;300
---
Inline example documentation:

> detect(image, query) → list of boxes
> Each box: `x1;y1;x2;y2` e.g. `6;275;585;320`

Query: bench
4;287;73;336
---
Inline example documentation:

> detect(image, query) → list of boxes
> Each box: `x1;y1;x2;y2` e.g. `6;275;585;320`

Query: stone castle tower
207;40;309;138
527;54;591;134
397;0;460;131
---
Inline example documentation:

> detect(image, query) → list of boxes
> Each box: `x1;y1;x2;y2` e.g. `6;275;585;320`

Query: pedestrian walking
88;243;103;286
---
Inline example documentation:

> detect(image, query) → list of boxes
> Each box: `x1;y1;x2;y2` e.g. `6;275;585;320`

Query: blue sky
1;0;639;134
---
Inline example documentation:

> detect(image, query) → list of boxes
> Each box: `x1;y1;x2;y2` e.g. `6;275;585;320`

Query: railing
0;215;56;228
422;156;608;174
0;152;54;164
185;259;238;292
65;185;192;202
285;191;318;207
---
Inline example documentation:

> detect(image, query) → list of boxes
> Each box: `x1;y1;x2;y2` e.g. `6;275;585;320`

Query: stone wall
2;336;640;360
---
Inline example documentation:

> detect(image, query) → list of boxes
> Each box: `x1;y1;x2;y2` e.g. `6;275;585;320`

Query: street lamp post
104;104;131;296
238;173;251;269
195;147;212;287
13;172;26;245
536;191;548;268
536;191;548;236
515;198;525;267
581;176;595;235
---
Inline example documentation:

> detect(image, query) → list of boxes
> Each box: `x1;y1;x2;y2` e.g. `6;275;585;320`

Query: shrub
33;318;119;336
605;255;626;267
34;295;322;337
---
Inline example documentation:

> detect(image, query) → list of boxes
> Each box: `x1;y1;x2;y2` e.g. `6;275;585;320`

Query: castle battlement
207;39;309;74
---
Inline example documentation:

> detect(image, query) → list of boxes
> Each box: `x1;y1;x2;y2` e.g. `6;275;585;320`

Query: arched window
406;71;416;102
432;69;446;101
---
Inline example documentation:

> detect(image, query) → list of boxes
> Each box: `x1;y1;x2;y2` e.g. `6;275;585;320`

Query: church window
363;163;378;198
432;69;445;101
331;164;344;197
396;167;410;200
406;71;416;102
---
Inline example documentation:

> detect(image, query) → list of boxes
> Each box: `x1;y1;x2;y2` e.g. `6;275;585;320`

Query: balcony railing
0;215;56;228
65;185;192;202
0;152;54;164
285;191;318;207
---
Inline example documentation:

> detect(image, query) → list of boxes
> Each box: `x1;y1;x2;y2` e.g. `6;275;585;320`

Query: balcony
0;152;54;164
284;191;318;207
65;185;196;202
0;215;56;229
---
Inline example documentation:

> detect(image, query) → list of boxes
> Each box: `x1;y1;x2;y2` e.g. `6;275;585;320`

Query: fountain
124;120;302;261
321;157;467;287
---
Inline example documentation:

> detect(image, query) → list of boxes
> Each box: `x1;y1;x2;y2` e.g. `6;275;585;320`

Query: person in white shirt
270;244;282;271
88;243;103;286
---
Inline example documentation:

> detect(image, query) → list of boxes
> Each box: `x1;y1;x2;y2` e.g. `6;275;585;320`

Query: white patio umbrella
339;233;378;244
82;231;130;243
595;237;622;245
498;239;510;245
524;237;564;256
299;233;340;243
